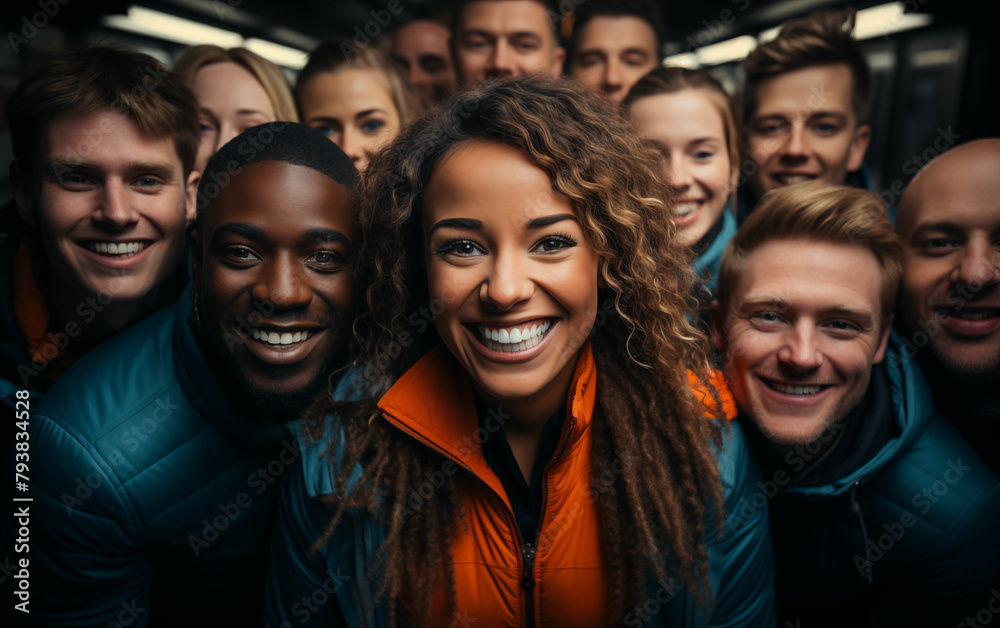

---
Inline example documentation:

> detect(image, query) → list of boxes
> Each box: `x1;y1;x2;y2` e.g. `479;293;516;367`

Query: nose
602;61;623;95
777;322;823;371
339;128;366;170
489;40;514;78
668;157;693;191
217;122;239;153
780;124;809;161
480;251;533;310
953;239;1000;292
92;179;138;230
252;254;312;311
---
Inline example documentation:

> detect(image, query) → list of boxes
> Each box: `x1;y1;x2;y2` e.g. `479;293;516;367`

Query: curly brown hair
308;75;726;625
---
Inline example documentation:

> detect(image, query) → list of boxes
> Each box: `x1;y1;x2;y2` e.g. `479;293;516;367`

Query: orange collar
378;341;598;508
13;237;77;380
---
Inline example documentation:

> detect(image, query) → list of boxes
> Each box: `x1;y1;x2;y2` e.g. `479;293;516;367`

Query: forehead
298;70;395;116
577;15;657;52
729;238;882;318
393;22;450;55
630;90;726;143
192;62;272;109
42;109;180;165
459;0;554;38
424;141;573;224
899;155;1000;236
202;160;352;234
753;64;854;119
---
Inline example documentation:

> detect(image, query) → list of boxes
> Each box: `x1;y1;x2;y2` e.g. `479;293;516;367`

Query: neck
42;264;160;353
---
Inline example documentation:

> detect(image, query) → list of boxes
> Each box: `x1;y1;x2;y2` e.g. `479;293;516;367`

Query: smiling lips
251;328;312;346
475;319;553;353
939;307;1000;336
84;240;149;258
772;173;816;186
761;376;828;397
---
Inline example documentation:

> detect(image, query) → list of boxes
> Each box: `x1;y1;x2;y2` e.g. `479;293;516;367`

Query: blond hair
174;45;299;123
717;182;900;325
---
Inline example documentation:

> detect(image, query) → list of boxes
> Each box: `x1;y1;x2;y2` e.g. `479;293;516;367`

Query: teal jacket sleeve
2;412;152;627
705;420;777;627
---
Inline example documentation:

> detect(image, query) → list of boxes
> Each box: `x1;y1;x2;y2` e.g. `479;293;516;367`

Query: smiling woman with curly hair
266;75;776;628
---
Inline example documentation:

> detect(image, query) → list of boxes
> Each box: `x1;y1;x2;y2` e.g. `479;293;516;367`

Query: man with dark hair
0;43;199;411
738;9;874;223
389;19;457;104
451;0;565;88
1;122;359;626
712;182;1000;626
896;138;1000;476
566;0;665;102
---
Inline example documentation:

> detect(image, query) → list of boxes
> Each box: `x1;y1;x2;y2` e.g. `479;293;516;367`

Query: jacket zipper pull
521;541;536;590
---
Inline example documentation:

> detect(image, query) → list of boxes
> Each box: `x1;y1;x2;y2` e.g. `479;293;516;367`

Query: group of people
1;0;998;626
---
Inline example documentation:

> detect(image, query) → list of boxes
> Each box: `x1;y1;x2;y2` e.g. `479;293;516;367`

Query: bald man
897;138;1000;476
390;20;456;104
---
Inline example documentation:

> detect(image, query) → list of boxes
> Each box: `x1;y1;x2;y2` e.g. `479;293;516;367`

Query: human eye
434;239;485;257
826;319;860;332
513;37;540;52
360;118;386;134
750;310;784;328
60;170;96;188
922;237;957;255
694;150;715;161
531;234;577;253
307;249;346;271
222;246;259;266
755;120;788;136
133;176;164;189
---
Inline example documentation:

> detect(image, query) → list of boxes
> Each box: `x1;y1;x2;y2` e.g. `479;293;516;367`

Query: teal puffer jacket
768;333;1000;626
1;286;292;627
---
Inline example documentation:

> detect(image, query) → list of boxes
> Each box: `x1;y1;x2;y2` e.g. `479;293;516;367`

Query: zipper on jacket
521;540;537;628
849;480;875;586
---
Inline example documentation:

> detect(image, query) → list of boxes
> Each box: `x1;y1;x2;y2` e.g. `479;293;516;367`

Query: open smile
78;239;155;268
771;173;818;186
465;317;558;362
939;306;1000;337
243;324;325;365
758;376;833;403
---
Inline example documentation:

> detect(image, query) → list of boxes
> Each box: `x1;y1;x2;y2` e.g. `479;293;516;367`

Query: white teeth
770;381;822;395
675;202;699;217
87;241;147;258
776;174;813;185
478;321;552;353
251;328;311;346
953;310;998;321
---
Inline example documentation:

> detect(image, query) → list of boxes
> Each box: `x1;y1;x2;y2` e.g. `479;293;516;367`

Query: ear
846;123;872;173
709;300;727;352
550;46;566;77
184;170;201;225
871;314;893;365
11;162;36;226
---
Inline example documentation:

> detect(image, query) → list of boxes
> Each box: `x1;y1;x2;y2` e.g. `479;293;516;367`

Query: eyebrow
527;214;577;229
210;222;264;245
46;160;178;179
355;109;388;118
305;228;352;248
429;218;483;234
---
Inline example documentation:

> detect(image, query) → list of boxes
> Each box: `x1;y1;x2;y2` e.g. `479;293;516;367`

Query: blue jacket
764;334;1000;626
692;209;737;296
265;370;777;627
1;286;292;627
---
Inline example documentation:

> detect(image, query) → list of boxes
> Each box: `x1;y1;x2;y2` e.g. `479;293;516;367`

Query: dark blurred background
0;0;996;204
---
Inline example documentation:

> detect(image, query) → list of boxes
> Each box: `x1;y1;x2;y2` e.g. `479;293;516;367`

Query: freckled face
422;141;600;412
195;161;356;411
297;69;402;172
712;238;890;445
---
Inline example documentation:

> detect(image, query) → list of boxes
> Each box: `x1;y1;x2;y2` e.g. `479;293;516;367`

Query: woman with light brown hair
295;39;421;171
266;75;776;627
174;45;298;172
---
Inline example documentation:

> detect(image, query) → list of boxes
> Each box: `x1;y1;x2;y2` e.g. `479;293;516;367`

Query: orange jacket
377;341;735;627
